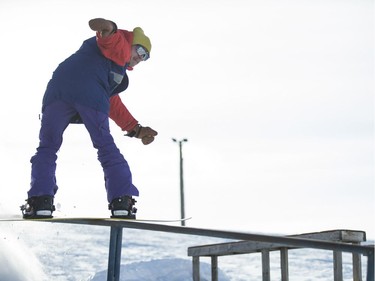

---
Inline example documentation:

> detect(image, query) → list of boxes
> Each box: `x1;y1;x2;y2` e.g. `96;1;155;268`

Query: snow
0;216;371;281
89;259;227;281
0;229;47;281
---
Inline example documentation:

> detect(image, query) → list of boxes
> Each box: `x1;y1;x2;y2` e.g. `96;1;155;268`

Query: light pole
172;138;188;226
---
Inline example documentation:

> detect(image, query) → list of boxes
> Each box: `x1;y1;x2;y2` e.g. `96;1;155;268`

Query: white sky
0;0;374;238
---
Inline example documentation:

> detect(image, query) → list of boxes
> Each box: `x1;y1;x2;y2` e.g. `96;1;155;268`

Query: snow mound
0;205;47;281
1;232;46;281
89;258;230;281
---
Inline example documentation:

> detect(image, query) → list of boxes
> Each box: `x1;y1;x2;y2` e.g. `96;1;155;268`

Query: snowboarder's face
129;45;149;67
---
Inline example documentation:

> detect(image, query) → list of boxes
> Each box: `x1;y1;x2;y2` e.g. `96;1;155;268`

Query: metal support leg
353;251;363;281
367;251;374;281
211;256;218;281
333;251;343;281
192;256;200;281
262;250;271;281
280;248;289;281
107;226;123;281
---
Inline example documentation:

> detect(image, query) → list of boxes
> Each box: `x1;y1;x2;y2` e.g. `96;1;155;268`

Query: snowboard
0;216;191;224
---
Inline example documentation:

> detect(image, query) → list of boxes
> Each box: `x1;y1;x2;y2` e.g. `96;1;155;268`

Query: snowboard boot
108;196;137;219
20;195;56;219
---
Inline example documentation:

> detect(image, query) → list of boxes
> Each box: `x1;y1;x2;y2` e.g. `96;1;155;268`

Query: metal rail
28;219;375;281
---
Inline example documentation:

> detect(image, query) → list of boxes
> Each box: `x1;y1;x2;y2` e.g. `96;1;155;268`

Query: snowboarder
21;18;157;219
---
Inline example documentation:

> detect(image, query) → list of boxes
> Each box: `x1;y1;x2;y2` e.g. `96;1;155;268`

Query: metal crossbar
188;230;373;281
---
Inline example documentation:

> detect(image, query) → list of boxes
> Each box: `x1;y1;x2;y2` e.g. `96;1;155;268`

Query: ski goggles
136;45;150;61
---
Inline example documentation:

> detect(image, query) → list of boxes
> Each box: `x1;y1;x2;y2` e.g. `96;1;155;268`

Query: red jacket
109;95;138;132
97;29;138;132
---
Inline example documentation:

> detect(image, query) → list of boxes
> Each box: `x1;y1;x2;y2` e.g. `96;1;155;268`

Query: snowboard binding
108;195;137;219
21;196;56;219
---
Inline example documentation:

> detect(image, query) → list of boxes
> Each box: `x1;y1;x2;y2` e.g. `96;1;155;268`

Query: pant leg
75;103;139;202
29;101;77;197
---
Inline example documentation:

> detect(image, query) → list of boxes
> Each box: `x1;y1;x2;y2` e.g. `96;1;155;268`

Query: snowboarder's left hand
135;125;158;145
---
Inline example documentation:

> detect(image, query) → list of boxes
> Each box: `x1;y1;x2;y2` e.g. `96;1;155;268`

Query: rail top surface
10;218;374;256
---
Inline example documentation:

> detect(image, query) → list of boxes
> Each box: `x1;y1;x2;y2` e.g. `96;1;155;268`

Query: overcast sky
0;0;374;238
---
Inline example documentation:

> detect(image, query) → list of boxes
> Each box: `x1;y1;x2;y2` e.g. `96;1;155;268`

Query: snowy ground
0;220;371;281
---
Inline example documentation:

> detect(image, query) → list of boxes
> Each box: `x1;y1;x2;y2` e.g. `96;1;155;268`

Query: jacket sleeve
109;95;138;132
96;30;132;66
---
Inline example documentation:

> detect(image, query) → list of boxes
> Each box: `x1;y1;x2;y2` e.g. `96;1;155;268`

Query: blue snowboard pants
28;100;139;202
